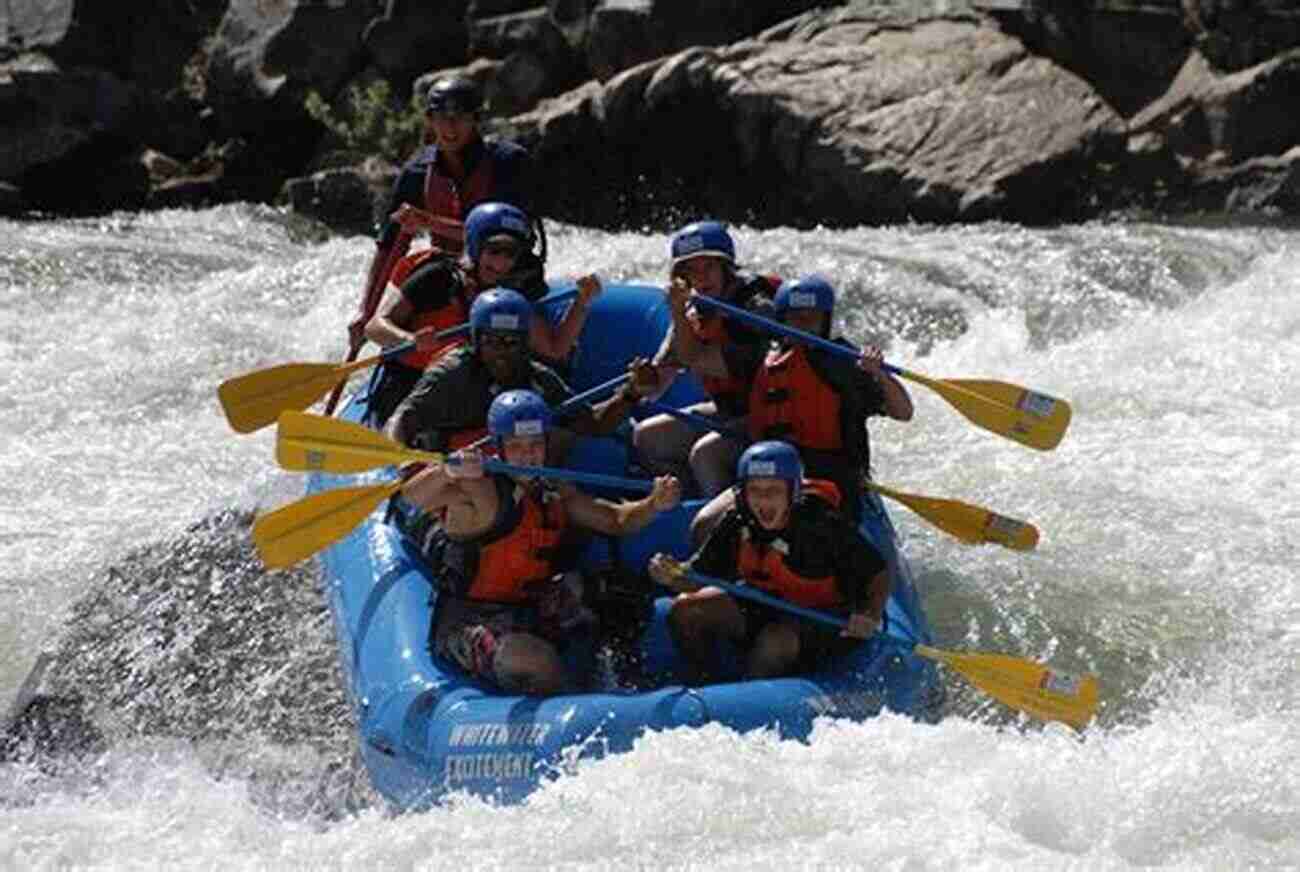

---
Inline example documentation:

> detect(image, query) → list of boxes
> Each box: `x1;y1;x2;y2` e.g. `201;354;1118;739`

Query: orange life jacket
438;477;568;604
747;343;843;451
736;479;845;609
388;251;475;369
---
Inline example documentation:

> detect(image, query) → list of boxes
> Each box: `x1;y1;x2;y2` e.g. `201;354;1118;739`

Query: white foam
2;211;1298;867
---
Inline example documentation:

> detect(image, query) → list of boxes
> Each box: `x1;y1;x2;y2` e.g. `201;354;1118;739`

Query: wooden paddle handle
322;343;362;415
327;229;418;416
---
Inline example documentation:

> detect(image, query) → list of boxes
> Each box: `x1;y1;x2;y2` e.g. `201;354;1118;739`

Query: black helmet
425;76;483;115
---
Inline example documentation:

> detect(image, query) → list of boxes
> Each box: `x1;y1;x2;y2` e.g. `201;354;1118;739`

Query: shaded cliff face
3;0;1300;224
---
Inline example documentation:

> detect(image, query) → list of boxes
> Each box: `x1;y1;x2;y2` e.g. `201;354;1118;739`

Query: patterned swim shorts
431;574;594;685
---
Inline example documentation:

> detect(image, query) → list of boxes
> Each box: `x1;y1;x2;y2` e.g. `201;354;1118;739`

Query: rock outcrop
2;0;1299;226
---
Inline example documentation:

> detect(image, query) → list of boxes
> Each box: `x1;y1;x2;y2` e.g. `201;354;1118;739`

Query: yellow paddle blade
275;411;440;474
218;354;383;434
252;480;402;569
895;371;1072;451
945;379;1074;448
866;482;1039;551
914;644;1099;730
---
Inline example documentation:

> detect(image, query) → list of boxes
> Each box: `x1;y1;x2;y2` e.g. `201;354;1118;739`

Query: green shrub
305;80;425;163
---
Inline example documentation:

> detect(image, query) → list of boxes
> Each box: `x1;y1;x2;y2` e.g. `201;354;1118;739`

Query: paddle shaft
646;399;1038;550
323;323;467;379
644;400;749;443
321;344;362;416
255;454;653;569
326;230;415;413
692;293;1071;452
369;287;583;365
683;569;1096;729
692;293;895;373
465;370;632;451
326;284;581;415
481;460;652;493
685;570;854;631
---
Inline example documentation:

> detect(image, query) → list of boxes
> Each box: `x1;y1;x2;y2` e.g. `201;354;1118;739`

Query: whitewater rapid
1;207;1297;869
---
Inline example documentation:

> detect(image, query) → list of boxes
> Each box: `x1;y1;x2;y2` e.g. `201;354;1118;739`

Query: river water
1;206;1296;868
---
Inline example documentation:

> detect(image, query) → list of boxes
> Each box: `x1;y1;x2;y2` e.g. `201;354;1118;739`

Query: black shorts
736;598;863;673
366;362;424;428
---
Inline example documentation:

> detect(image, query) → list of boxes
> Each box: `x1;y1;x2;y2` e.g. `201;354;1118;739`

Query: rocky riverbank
3;0;1298;231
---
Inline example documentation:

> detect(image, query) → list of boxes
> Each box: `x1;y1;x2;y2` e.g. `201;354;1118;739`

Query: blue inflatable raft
309;283;944;808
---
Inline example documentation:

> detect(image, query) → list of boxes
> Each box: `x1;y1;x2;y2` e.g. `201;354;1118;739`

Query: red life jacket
447;427;490;452
359;146;500;334
747;343;843;451
736;479;845;609
441;478;568;604
388;251;476;370
685;273;780;411
423;146;500;221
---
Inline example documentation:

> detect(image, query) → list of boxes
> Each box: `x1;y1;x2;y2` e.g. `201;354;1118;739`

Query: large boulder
510;4;1127;227
470;7;585;106
981;0;1192;118
0;56;138;180
581;0;828;83
3;0;225;94
1130;47;1300;166
205;0;373;136
0;55;154;213
1179;0;1300;73
0;181;22;215
1179;146;1300;214
1;0;224;174
201;0;385;203
363;0;470;95
279;159;398;237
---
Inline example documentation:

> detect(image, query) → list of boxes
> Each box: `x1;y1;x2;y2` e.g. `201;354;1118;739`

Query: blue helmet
736;440;803;502
465;202;534;263
425;75;483;115
670;221;735;266
774;275;836;317
488;389;552;444
469;287;532;345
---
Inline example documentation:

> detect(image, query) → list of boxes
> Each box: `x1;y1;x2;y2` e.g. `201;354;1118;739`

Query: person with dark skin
385;287;655;457
689;274;914;545
647;440;889;685
631;221;782;499
408;390;682;695
346;76;532;353
362;201;600;426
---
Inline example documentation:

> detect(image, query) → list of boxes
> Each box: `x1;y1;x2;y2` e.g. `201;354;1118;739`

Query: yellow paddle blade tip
250;481;402;569
938;379;1074;451
1008;394;1072;451
984;514;1040;551
913;645;1100;730
1036;668;1101;730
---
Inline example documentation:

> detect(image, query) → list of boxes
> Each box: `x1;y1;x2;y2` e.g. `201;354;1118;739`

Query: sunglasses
481;240;522;259
479;331;526;350
427;111;476;122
